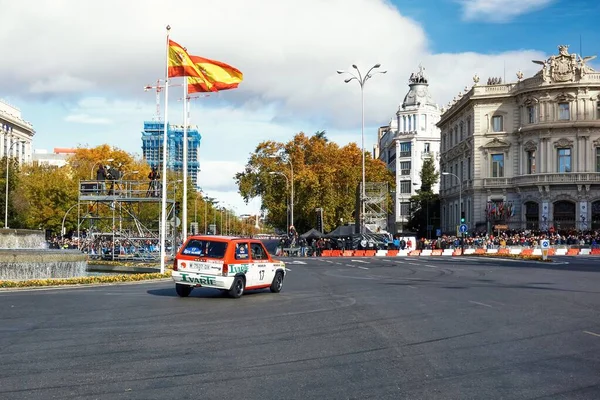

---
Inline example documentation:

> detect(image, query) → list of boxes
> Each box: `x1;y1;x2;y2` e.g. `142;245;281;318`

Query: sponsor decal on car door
249;242;271;287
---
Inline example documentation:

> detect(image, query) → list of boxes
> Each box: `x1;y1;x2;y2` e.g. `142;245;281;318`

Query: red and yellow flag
168;40;202;78
187;55;243;93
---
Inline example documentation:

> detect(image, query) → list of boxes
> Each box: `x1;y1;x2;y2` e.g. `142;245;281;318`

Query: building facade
0;99;34;165
438;45;600;234
32;148;76;167
141;121;202;188
377;66;441;233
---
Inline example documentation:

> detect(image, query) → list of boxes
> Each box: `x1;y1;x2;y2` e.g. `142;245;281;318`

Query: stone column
547;138;553;173
518;141;523;175
575;136;580;172
539;138;545;173
578;200;589;231
541;200;549;230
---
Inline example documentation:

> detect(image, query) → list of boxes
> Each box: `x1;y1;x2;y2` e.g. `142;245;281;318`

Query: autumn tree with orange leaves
235;132;395;234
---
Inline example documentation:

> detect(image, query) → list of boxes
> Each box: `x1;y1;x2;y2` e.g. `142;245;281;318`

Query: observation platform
79;180;175;203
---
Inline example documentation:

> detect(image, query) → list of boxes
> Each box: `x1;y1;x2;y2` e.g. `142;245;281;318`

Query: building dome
402;65;436;109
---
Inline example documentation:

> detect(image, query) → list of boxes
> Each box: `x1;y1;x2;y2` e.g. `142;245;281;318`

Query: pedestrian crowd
413;229;600;250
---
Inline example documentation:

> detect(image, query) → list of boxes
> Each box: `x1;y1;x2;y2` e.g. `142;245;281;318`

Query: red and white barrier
316;246;598;257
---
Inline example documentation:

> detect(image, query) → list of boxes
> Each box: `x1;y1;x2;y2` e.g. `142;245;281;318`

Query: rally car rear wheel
175;283;192;297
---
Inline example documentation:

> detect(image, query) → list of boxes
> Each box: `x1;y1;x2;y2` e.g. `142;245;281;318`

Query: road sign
541;239;549;248
459;224;468;233
436;228;441;237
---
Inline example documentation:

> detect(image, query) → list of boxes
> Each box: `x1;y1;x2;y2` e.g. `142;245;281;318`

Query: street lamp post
337;64;387;234
269;155;294;230
442;172;462;248
269;171;290;232
61;203;79;238
90;158;114;180
5;140;25;228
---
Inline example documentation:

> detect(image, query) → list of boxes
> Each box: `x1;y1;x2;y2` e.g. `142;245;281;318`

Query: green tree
313;130;328;142
406;157;440;238
13;163;78;233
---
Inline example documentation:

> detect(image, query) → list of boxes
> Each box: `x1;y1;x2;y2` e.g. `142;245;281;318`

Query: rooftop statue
532;45;596;83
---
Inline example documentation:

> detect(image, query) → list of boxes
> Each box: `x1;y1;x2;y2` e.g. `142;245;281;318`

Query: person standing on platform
147;166;160;197
96;165;107;194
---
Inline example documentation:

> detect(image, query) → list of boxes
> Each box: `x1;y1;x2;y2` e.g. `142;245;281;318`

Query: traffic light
460;211;465;224
315;207;323;233
174;201;181;216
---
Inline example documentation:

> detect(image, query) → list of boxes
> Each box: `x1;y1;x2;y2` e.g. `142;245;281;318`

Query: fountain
0;229;87;280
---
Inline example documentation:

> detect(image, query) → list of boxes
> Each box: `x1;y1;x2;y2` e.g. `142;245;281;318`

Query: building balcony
514;172;600;186
482;177;512;188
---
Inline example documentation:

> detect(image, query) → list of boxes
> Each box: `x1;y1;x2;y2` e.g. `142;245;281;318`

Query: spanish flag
168;40;202;78
187;55;243;93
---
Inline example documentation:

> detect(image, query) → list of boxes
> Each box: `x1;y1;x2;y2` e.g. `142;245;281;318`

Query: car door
249;242;271;288
231;241;251;276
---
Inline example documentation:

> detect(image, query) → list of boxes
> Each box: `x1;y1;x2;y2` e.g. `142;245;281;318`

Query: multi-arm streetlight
269;154;294;230
269;171;290;231
337;64;386;233
90;158;114;180
121;170;139;180
5;140;25;228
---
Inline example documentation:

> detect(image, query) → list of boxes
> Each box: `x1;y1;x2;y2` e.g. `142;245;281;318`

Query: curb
0;278;172;292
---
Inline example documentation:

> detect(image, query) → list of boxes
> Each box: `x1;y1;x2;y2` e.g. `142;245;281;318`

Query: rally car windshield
181;239;228;259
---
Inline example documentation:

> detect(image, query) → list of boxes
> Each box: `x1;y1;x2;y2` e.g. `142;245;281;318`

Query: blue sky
2;0;599;215
398;0;600;56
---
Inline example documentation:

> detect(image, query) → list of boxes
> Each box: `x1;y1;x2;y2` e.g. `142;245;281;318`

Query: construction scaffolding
77;179;177;261
364;182;389;233
355;182;390;233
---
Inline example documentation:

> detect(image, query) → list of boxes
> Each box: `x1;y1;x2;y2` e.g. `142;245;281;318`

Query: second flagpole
182;78;188;240
159;25;171;274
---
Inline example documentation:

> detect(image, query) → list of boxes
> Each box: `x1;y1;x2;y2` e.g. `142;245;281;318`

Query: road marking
358;266;369;270
425;265;438;268
407;285;417;289
381;259;392;262
286;268;292;271
290;261;306;264
351;259;371;264
407;262;420;266
469;300;493;308
584;330;600;338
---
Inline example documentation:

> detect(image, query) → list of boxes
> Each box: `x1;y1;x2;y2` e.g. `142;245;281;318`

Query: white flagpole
182;79;189;239
160;25;171;274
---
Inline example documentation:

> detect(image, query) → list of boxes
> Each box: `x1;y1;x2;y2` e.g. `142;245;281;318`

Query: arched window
553;201;576;230
524;201;539;230
592;201;600;230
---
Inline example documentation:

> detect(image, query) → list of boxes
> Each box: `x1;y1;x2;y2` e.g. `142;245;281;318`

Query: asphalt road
1;256;600;399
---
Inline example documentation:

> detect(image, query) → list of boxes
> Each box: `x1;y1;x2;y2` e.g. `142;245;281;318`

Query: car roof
187;235;262;243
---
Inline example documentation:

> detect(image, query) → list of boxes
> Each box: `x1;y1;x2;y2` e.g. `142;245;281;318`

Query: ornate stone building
0;99;34;164
376;66;441;233
438;45;600;234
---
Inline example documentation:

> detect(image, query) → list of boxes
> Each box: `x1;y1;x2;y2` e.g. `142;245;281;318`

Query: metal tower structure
356;182;389;233
77;178;179;260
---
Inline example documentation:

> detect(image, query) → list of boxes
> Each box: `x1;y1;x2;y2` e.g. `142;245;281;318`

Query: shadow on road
147;287;225;299
146;287;274;299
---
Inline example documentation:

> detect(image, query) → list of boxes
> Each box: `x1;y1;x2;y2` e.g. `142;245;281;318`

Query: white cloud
0;0;559;214
29;74;95;94
64;114;111;124
458;0;554;22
